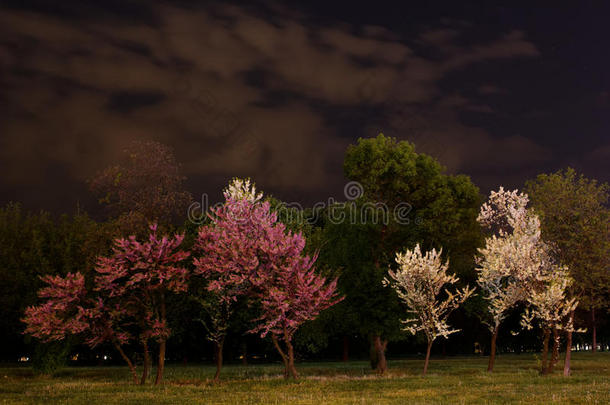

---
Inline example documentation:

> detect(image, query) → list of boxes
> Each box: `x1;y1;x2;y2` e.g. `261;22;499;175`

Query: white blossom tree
477;187;581;374
520;266;580;374
384;244;474;375
476;188;546;372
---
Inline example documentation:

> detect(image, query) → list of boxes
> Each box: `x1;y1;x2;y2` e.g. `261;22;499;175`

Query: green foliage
320;134;482;345
266;196;313;235
30;340;71;375
0;203;114;361
318;203;403;340
525;168;610;311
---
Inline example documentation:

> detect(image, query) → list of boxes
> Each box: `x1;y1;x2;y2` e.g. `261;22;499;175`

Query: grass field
1;353;608;404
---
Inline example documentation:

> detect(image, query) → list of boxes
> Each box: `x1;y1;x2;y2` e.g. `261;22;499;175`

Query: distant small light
18;356;30;362
103;355;108;360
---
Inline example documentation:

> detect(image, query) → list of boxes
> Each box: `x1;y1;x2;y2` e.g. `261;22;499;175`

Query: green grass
1;353;609;404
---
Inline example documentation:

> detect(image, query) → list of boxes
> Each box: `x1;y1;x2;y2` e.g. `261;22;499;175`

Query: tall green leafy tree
330;134;481;374
525;168;609;359
317;204;403;371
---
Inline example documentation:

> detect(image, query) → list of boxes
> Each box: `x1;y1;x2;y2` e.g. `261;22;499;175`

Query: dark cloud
106;91;167;113
0;1;607;212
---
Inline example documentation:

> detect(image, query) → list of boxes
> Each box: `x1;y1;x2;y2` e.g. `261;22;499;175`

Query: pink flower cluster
23;224;190;347
194;197;342;342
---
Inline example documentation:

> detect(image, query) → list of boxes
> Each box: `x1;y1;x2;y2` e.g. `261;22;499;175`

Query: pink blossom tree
23;273;89;342
249;248;342;379
95;224;189;384
194;178;342;379
193;178;264;380
23;224;189;385
22;272;141;383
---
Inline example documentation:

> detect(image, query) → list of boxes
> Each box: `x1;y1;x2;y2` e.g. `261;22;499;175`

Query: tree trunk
372;335;387;375
113;341;138;384
342;335;349;362
213;338;224;381
563;311;575;377
549;327;560;373
541;329;550;375
286;339;298;379
141;340;150;385
155;340;166;385
370;224;388;375
488;326;499;373
271;334;290;379
423;339;433;375
155;293;167;385
591;308;597;353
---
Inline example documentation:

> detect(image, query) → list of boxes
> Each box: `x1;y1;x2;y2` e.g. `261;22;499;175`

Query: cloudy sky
1;1;609;213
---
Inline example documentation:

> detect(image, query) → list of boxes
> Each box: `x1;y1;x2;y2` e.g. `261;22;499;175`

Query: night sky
1;1;609;214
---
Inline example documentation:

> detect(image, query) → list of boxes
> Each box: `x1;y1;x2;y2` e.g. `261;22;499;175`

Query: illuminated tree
384;244;474;375
96;224;189;384
23;225;189;385
249;246;342;379
192;178;262;380
476;187;543;372
22;272;139;383
477;187;583;375
195;178;342;379
23;273;89;342
520;266;580;374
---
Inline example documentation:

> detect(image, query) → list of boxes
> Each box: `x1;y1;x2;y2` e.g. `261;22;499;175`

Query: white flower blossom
477;186;529;234
223;177;263;203
385;244;474;342
476;187;579;337
520;266;581;334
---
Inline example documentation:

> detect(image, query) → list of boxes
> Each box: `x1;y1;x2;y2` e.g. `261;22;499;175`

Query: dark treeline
1;136;608;370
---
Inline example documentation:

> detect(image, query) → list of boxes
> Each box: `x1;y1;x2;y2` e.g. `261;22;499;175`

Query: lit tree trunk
141;340;150;385
423;339;433;375
271;334;291;379
285;339;298;379
541;329;550;375
155;293;166;385
563;311;575;376
213;337;224;381
113;341;138;384
549;327;560;373
342;335;349;362
372;334;388;375
155;340;166;385
488;326;499;373
591;308;597;353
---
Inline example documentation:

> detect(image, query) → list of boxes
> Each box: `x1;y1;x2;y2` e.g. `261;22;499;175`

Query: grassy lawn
1;353;608;404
